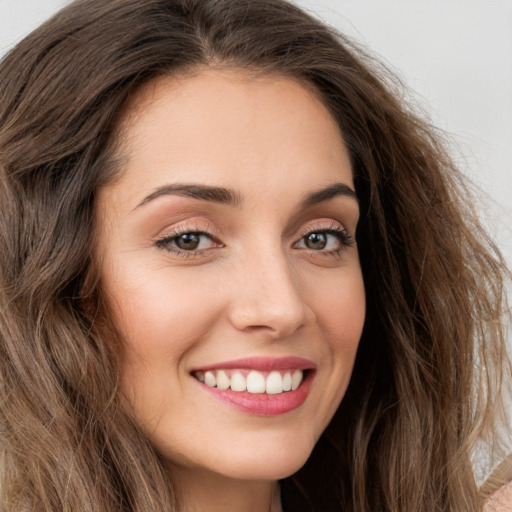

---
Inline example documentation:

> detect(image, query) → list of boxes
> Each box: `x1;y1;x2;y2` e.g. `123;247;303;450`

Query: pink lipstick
191;357;315;416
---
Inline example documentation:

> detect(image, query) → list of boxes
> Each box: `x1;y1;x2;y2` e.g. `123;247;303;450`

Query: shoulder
481;453;512;512
484;479;512;512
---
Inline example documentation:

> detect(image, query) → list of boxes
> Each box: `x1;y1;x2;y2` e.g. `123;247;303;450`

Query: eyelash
154;223;354;258
297;224;354;256
154;225;220;258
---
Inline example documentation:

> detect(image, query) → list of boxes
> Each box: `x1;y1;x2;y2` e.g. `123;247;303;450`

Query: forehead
104;68;353;210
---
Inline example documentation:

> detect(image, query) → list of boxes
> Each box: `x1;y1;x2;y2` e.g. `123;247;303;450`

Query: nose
227;248;313;338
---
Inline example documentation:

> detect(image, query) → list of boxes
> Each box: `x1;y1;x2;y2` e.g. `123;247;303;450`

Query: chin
217;455;309;482
160;428;316;483
211;433;316;481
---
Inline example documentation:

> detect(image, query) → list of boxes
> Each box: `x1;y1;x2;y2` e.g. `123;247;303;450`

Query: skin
95;69;366;512
484;481;512;512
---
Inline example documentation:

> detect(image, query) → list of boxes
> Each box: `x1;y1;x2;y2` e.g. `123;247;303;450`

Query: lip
191;356;316;373
191;357;316;416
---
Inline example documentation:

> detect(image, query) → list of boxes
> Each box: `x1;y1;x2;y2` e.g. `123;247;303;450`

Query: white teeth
204;371;216;388
282;372;292;391
230;372;247;392
195;368;306;394
291;370;303;391
216;370;230;390
247;370;266;393
265;371;283;394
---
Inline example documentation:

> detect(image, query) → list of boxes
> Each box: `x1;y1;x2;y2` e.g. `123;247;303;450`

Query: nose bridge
228;240;309;337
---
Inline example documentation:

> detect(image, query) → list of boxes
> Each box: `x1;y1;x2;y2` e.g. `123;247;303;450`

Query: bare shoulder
484;480;512;512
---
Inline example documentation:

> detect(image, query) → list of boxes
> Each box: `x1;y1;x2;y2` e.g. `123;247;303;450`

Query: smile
191;357;315;415
193;368;304;395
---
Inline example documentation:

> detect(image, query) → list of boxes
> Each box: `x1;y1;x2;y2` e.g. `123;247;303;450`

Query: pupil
306;232;327;250
176;233;200;250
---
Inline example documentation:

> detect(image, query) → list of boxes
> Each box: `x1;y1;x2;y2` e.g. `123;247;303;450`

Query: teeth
265;371;283;394
216;370;230;390
195;368;305;394
282;372;292;391
230;372;247;392
291;370;303;391
247;370;266;393
204;371;216;387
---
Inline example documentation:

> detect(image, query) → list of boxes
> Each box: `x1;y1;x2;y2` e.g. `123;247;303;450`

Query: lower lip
197;372;313;416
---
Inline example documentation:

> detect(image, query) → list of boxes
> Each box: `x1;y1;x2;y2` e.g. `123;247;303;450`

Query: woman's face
95;69;365;484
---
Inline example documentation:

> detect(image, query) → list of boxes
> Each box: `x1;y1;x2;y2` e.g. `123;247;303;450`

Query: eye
173;232;209;251
295;227;353;253
303;232;334;250
155;230;220;254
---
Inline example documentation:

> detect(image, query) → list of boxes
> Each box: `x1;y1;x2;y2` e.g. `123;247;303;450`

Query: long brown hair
0;0;509;510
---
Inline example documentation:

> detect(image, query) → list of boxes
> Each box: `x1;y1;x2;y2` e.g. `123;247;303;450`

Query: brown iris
175;233;201;250
305;232;328;250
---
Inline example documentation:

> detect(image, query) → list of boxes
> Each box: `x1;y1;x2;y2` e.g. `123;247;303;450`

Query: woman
0;0;509;510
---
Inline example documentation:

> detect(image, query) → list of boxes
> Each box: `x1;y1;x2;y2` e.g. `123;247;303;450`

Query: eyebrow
135;183;242;209
135;181;357;210
300;182;358;207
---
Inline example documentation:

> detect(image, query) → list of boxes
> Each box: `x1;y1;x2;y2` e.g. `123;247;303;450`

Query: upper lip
191;356;316;373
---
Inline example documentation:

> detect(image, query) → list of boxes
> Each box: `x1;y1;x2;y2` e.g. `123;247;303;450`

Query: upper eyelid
154;219;219;239
154;218;350;240
294;219;349;237
295;226;352;244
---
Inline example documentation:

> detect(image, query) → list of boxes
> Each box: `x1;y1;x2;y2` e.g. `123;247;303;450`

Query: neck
169;465;279;512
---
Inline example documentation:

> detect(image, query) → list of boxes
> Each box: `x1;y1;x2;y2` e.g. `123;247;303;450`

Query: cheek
306;267;365;398
309;266;366;350
104;263;219;357
100;261;224;417
101;262;223;423
327;283;366;355
291;266;365;440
